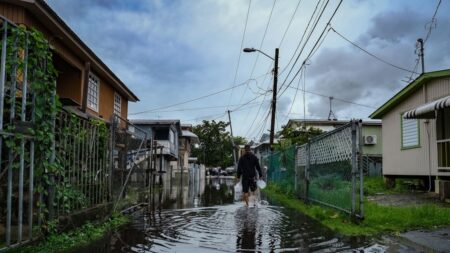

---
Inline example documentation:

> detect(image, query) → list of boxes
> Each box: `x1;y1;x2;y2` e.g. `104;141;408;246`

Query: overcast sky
46;0;449;141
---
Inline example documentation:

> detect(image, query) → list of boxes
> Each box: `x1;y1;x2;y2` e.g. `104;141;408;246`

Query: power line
244;76;273;137
228;0;252;109
278;0;330;93
278;0;343;97
424;0;442;43
238;0;277;105
286;67;304;118
330;27;418;74
142;101;262;113
278;0;303;48
130;72;269;115
287;85;376;109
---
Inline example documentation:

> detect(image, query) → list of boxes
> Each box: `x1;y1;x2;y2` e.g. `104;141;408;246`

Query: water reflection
76;177;417;253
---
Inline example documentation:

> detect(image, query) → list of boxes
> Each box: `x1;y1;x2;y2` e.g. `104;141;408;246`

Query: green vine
1;25;108;235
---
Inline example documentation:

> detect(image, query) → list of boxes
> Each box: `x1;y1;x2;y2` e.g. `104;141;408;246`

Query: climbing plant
0;26;109;235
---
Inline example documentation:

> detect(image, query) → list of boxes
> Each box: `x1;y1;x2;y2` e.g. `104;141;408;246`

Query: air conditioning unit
364;135;377;145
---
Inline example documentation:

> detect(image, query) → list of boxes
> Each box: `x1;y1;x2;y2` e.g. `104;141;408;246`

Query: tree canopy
277;125;324;147
192;120;247;168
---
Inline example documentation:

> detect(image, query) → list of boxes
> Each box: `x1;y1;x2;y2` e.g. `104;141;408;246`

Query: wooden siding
382;77;450;177
54;54;83;104
0;2;132;122
0;3;26;24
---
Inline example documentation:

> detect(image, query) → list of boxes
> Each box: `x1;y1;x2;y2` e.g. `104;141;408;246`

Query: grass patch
364;177;421;195
265;184;450;236
7;213;129;253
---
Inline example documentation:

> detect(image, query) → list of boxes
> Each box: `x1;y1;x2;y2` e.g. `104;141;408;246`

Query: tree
192;120;247;168
277;125;324;147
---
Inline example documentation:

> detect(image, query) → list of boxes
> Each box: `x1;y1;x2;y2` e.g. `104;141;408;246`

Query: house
370;69;450;193
0;0;139;121
179;124;200;173
129;119;182;179
253;134;279;165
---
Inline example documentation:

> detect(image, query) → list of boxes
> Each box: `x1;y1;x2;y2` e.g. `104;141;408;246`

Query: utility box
439;180;450;201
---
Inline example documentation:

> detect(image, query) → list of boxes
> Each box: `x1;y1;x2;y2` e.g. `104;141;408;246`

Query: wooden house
0;0;139;121
370;69;450;195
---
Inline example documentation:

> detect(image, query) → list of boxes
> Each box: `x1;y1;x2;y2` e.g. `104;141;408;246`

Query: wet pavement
76;177;428;253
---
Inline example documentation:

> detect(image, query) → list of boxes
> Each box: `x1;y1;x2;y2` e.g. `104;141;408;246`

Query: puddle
75;177;422;252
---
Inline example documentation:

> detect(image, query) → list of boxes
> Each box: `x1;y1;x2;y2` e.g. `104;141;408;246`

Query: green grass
7;213;129;253
364;177;421;195
265;184;450;236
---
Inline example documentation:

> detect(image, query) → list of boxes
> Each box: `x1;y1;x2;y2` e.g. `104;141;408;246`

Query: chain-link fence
268;120;364;218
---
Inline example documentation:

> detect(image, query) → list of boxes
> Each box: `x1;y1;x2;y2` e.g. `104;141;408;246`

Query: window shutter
402;115;419;148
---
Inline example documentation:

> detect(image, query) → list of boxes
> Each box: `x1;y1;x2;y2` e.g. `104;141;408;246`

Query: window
401;114;420;149
87;73;99;111
114;93;121;115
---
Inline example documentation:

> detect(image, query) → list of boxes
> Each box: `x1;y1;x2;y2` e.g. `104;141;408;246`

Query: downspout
423;81;432;192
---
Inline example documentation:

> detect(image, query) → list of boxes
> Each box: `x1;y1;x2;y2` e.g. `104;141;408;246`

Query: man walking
236;144;262;207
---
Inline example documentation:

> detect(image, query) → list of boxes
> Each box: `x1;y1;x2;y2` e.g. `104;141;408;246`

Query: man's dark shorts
242;177;257;193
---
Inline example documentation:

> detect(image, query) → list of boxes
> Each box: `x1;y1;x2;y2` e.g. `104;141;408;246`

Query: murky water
77;177;419;253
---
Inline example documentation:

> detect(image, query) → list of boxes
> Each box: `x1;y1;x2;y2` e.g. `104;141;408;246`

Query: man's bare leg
243;192;249;206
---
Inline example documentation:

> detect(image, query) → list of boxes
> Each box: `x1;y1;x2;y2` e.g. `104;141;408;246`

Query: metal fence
0;16;153;250
0;17;43;248
53;110;111;217
268;120;364;218
110;114;151;212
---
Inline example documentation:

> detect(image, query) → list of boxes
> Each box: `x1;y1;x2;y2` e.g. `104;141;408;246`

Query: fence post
294;146;298;195
47;85;57;222
305;141;310;202
351;120;357;217
109;114;116;202
358;120;364;219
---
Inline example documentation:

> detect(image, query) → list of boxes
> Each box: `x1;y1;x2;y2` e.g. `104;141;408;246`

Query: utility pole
269;48;279;150
417;38;425;74
227;110;237;167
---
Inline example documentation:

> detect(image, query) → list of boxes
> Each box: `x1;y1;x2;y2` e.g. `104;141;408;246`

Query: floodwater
77;177;418;253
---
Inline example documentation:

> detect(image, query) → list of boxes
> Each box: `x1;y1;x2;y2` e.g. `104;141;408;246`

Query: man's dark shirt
237;153;262;179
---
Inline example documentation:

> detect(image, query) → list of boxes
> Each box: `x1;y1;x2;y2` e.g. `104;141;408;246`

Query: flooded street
77;178;416;253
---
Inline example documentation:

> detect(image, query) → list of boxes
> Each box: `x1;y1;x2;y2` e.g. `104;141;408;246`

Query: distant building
130;119;181;177
179;124;200;172
370;69;450;193
284;118;383;176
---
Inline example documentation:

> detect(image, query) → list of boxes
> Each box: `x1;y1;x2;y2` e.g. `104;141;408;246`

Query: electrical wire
129;72;269;115
278;0;303;48
277;0;330;93
142;101;262;113
278;0;343;98
330;27;418;74
424;0;442;43
238;0;277;105
287;85;376;109
244;76;273;137
228;0;252;109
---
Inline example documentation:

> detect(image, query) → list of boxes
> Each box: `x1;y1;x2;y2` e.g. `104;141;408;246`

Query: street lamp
243;47;279;150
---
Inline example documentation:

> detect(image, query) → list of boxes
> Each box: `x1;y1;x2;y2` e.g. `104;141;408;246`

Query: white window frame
87;72;100;112
114;92;122;116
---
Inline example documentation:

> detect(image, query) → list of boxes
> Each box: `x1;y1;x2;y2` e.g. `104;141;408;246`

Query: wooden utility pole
227;110;237;167
269;48;279;149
